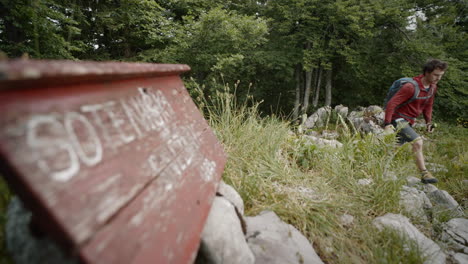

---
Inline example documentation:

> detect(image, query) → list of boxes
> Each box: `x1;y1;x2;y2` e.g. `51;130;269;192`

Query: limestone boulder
427;190;464;218
400;186;432;222
303;106;331;129
303;135;343;148
217;180;245;215
373;213;446;264
453;253;468;264
246;211;324;264
334;105;348;119
441;218;468;254
197;197;255;264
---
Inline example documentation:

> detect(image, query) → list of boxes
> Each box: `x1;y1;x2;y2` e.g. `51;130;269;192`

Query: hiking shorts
392;118;420;145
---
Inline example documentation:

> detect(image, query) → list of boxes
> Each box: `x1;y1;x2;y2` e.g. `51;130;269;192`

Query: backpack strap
395;81;434;120
395;80;420;110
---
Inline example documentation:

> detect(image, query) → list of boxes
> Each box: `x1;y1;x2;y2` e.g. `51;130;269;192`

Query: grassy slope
204;89;467;263
0;89;466;263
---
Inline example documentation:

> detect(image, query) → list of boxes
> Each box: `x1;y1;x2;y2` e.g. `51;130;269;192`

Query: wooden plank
0;60;227;264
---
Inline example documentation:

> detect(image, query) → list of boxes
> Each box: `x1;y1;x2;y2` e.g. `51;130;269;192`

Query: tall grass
196;82;467;263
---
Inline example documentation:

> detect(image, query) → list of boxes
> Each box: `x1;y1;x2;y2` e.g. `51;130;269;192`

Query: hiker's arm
423;87;436;125
384;83;414;125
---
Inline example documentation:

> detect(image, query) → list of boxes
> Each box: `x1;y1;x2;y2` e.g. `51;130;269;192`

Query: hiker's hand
426;123;435;133
384;125;395;134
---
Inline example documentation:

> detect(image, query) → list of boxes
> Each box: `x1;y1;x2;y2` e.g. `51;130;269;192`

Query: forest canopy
0;0;466;120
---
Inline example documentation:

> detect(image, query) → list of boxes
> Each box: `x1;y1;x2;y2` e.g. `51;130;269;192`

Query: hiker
383;59;448;184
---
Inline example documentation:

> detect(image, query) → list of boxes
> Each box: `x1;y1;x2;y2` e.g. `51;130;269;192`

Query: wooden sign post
0;59;227;264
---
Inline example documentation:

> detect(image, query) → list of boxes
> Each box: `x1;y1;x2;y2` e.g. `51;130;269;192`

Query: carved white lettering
27;115;80;182
120;99;144;138
126;96;155;132
101;101;136;144
200;159;216;182
147;89;175;126
81;102;114;148
64;112;103;167
19;87;196;183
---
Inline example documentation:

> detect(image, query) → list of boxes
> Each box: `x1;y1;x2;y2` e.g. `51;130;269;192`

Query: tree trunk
302;67;313;114
312;66;323;107
293;64;302;120
325;68;332;106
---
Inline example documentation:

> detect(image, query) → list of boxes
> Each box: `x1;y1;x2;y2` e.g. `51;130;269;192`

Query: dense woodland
0;0;466;120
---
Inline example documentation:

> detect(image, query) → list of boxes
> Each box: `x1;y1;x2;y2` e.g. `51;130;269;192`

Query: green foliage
0;0;82;58
1;0;465;119
183;8;268;78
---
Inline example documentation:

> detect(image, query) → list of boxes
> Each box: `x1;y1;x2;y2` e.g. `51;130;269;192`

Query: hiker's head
423;59;448;74
423;59;447;84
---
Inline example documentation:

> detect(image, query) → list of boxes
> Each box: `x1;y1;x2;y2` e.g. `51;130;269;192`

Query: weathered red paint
0;59;227;264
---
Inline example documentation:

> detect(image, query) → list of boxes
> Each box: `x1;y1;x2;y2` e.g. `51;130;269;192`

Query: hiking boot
421;170;438;184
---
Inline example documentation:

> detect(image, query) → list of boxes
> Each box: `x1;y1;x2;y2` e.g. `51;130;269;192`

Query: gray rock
217;180;245;215
422;184;439;194
400;186;432;222
357;178;373;186
364;105;384;126
382;170;398;181
303;106;331;129
5;197;79;264
198;197;255;264
303;135;343;148
365;105;383;115
246;211;324;264
453;253;468;264
427;190;459;208
406;177;439;193
348;116;384;134
347;106;386;134
349;116;365;132
305;130;320;137
321;130;339;139
373;213;446;264
407;176;422;187
427;190;464;218
441;218;468;253
347;110;361;121
367;120;384;134
334;105;348;119
340;214;354;228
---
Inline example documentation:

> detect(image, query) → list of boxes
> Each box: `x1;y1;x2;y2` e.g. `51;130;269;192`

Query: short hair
423;59;448;74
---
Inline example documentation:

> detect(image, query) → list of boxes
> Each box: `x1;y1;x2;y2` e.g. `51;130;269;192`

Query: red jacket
384;74;436;125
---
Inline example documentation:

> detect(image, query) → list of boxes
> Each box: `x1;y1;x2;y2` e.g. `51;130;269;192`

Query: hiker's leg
393;120;428;172
412;138;426;171
412;136;438;183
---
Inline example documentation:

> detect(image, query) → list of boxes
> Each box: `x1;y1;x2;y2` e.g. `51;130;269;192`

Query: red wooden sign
0;59;227;264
